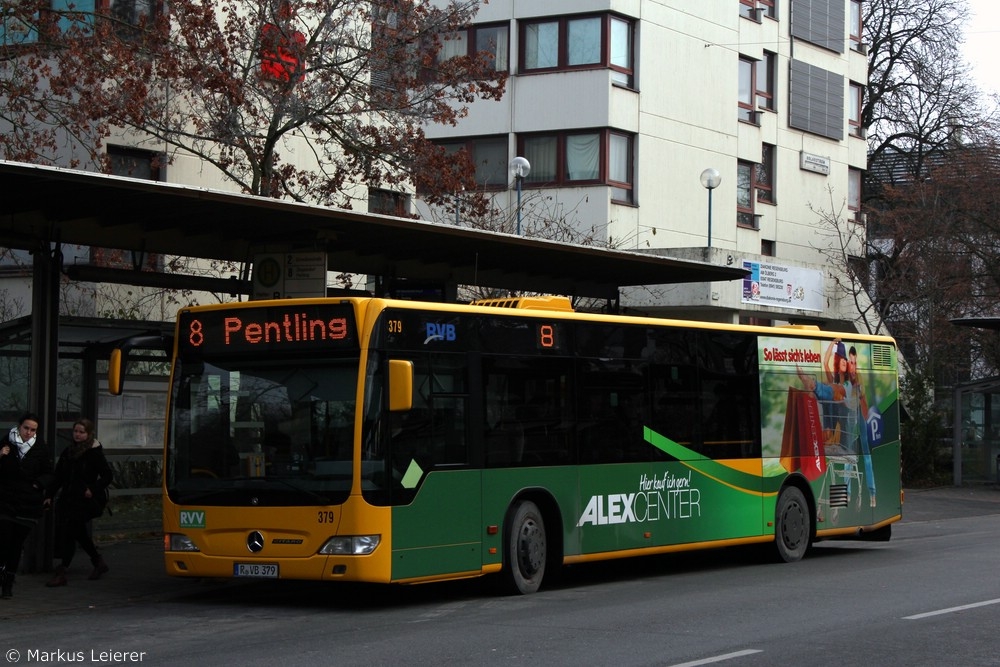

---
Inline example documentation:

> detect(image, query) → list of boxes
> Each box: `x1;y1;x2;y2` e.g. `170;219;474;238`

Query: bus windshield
166;357;359;506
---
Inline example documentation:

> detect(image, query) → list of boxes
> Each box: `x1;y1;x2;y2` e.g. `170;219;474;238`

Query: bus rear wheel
774;486;810;562
503;500;546;595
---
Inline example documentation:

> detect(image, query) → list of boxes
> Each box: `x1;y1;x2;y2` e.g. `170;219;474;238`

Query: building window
108;145;161;180
436;136;509;188
740;0;778;22
738;57;758;123
368;188;411;216
761;239;776;256
738;149;772;228
520;14;634;85
609;15;633;86
518;129;634;202
737;161;756;228
608;131;633;203
850;0;862;47
522;20;558;69
439;23;509;72
757;144;775;204
370;1;419;92
108;0;156;34
848;255;869;290
742;0;777;20
848;168;863;215
757;51;776;111
1;0;160;44
849;82;863;136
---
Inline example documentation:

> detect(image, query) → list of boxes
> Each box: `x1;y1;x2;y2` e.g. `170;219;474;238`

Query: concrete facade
416;0;869;328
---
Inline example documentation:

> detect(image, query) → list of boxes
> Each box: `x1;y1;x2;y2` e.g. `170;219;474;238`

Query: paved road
2;485;999;619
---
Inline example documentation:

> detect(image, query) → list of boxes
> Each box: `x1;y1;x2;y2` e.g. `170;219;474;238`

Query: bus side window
433;397;468;465
651;366;698;453
389;408;429;481
486;422;524;466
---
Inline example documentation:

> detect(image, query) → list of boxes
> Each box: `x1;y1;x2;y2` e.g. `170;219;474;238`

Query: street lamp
509;156;531;235
700;167;721;248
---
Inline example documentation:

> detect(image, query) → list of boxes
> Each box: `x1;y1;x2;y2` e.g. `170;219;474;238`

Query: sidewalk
900;483;1000;521
1;538;235;619
3;485;1000;618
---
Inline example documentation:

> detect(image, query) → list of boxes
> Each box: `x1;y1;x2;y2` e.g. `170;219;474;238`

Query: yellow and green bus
115;295;901;594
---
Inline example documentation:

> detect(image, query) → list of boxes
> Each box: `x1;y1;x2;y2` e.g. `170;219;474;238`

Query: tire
503;500;546;595
774;486;810;562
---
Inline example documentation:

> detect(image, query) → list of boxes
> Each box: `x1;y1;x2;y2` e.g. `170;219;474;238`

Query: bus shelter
952;376;1000;485
951;317;1000;485
0;315;172;438
0;316;171;570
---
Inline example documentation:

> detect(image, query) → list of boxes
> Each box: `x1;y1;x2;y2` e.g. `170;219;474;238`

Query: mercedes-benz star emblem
247;531;265;553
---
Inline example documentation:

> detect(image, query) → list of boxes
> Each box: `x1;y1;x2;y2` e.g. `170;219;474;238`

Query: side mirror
108;349;125;396
107;334;172;395
388;359;413;412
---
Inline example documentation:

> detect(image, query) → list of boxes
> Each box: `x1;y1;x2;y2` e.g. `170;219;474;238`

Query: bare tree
819;142;1000;385
0;14;111;166
3;0;504;208
820;0;997;374
863;0;994;180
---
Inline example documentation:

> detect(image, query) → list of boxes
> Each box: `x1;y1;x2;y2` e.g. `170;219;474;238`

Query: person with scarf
44;418;113;587
0;412;54;599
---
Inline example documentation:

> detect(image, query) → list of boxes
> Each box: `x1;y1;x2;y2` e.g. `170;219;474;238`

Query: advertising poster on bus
758;335;901;527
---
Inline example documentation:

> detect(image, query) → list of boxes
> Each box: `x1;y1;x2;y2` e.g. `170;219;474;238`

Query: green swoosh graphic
644;426;783;496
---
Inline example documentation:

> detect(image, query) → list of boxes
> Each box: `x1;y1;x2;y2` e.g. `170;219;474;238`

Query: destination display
177;304;358;356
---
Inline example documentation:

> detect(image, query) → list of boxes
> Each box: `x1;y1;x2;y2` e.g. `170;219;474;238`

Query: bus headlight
164;533;200;552
319;535;381;555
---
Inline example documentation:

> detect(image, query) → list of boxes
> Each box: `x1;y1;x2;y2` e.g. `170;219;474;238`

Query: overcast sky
963;0;1000;98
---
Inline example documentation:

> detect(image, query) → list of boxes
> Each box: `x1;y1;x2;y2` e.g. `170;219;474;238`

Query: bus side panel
573;459;766;553
480;467;581;563
759;336;902;532
390;469;483;581
873;440;903;521
480;462;765;561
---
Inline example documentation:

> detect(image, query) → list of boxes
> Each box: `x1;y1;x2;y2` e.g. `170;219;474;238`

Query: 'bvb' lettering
189;319;204;347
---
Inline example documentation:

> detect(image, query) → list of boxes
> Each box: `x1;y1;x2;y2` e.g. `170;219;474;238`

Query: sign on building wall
252;252;327;300
799;151;831;175
742;260;824;311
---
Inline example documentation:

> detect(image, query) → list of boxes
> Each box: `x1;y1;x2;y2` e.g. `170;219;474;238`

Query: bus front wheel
503;500;546;595
774;486;810;563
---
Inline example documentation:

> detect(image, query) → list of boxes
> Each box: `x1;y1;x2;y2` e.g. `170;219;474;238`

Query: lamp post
700;168;721;248
509;156;531;235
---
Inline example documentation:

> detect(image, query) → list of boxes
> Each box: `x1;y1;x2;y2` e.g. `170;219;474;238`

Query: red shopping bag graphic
779;388;828;480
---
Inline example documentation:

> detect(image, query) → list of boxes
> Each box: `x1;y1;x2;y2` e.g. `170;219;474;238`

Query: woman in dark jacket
0;412;54;599
44;418;113;587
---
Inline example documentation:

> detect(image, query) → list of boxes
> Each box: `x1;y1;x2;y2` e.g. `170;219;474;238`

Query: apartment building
414;0;869;327
3;0;869;328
